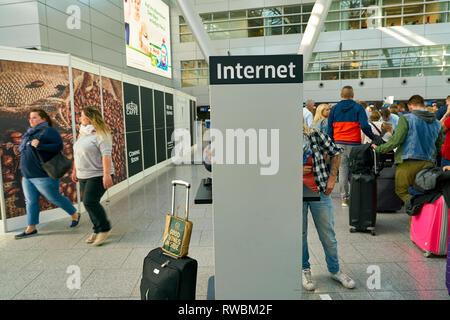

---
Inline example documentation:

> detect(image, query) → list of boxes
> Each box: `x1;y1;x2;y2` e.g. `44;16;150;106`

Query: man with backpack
327;86;376;207
372;95;443;203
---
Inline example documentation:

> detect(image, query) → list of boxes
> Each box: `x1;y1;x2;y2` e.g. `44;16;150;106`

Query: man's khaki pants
395;159;434;202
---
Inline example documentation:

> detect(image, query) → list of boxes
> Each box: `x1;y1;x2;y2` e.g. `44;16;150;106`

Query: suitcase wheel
423;250;432;258
349;228;356;233
371;230;376;236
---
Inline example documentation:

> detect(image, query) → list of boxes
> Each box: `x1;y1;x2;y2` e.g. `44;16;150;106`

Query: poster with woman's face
0;61;76;219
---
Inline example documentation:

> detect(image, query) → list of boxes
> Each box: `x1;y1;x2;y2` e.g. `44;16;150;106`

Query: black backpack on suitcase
140;247;198;300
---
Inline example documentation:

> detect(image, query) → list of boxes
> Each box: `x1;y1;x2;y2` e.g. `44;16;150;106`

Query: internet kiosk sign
210;55;303;299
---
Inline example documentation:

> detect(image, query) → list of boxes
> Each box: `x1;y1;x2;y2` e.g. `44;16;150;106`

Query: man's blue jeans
22;177;77;226
302;192;340;274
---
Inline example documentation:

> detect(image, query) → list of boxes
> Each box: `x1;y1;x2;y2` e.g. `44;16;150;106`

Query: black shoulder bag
35;128;73;180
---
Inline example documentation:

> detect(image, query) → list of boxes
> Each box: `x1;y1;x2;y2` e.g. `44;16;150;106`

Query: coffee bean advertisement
154;90;166;163
0;60;76;219
101;76;127;184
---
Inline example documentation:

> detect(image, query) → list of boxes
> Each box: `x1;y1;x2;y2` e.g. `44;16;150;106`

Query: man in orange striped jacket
327;86;375;207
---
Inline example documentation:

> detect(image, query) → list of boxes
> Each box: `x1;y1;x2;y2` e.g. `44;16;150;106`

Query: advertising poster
101;76;127;184
124;0;172;78
154;89;166;163
123;82;143;177
140;86;156;169
71;69;102;124
125;131;143;177
0;60;76;219
165;92;174;158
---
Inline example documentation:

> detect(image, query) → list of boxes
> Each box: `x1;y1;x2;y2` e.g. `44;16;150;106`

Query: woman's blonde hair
82;106;111;140
313;104;331;125
303;117;317;136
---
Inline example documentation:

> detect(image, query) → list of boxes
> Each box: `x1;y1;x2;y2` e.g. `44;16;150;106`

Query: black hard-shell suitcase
140;247;198;300
349;173;377;235
377;166;403;212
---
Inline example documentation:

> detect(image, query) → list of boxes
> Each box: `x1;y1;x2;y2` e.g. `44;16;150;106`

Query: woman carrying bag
72;106;114;246
15;109;80;239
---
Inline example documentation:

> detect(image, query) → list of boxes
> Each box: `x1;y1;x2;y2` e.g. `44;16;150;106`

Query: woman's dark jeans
79;176;112;233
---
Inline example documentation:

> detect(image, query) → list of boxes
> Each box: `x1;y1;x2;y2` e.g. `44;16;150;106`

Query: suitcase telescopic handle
372;147;377;175
171;180;190;220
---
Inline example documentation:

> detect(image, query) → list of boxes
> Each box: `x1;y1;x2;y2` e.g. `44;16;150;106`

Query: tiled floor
0;164;449;300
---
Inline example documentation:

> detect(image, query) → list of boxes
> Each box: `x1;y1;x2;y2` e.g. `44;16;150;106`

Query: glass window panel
307;63;320;72
283;25;301;34
402;57;422;67
403;47;423;57
444;67;450;75
383;48;403;58
180;25;191;34
284;5;301;14
302;4;314;13
341;71;359;79
362;0;381;6
404;15;424;24
310;53;319;63
229;20;247;29
423;56;443;66
321;51;341;61
383;0;402;4
322;72;340;80
404;0;423;3
229;30;248;39
248;18;264;27
342;61;361;69
248;28;264;37
205;22;229;32
265;26;283;36
248;8;263;17
381;58;402;68
304;73;320;81
385;16;402;26
230;10;246;19
284;15;301;24
341;20;361;30
425;13;445;23
445;56;450;64
209;31;229;40
381;69;401;77
423;45;443;56
199;13;213;22
321;62;341;71
341;10;361;19
326;12;340;21
341;0;361;10
181;60;195;69
361;49;382;59
263;7;282;16
182;78;198;87
198;60;208;68
265;17;283;25
360;70;380;78
301;24;308;33
198;69;209;77
383;6;402;16
423;67;444;75
302;13;311;23
179;16;186;24
425;1;447;13
198;78;209;86
401;68;423;77
180;34;193;43
325;21;340;31
342;50;360;60
361;60;381;68
330;1;341;10
181;69;198;78
446;45;450;55
213;11;229;20
403;4;424;15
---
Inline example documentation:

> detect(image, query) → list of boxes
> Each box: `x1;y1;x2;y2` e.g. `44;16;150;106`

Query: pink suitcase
410;196;450;257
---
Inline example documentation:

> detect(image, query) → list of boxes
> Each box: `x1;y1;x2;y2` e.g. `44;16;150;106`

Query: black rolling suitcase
140;180;198;300
377;166;403;212
349;146;378;235
140;247;198;300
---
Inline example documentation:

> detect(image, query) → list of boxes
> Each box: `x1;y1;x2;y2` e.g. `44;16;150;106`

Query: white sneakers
330;270;356;289
302;269;316;291
302;269;356;291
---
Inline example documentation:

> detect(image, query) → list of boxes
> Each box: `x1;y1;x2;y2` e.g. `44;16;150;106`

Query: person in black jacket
15;109;80;239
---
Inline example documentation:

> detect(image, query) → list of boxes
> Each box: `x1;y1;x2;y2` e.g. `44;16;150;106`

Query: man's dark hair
408;95;425;107
380;108;391;118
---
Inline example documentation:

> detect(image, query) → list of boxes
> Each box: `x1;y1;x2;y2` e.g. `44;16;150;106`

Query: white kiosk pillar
210;55;303;299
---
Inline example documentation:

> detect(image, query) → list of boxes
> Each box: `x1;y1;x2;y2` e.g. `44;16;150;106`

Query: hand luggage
349;147;378;235
376;166;403;212
162;180;193;258
140;247;198;300
410;196;450;257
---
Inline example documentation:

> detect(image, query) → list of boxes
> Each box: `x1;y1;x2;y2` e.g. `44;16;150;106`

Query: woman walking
72;106;114;246
15;109;80;239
